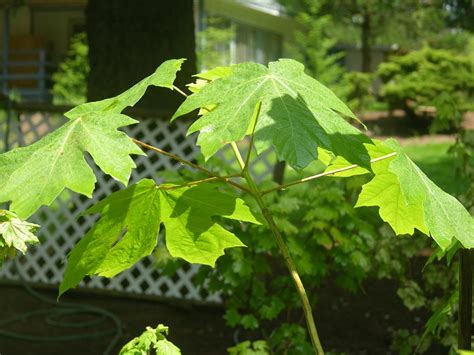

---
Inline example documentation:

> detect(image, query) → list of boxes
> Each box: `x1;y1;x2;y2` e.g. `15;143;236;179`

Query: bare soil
0;277;447;355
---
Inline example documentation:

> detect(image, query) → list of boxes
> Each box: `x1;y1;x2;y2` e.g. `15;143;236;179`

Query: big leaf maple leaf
59;180;259;296
0;59;184;218
173;59;371;169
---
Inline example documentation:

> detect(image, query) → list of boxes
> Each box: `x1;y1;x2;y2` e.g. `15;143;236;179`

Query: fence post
38;49;46;102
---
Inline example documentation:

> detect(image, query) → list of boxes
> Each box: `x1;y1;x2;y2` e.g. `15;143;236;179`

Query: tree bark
86;0;196;110
361;6;372;72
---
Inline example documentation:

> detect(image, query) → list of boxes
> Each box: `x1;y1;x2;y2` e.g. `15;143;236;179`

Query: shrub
377;47;474;131
51;33;89;106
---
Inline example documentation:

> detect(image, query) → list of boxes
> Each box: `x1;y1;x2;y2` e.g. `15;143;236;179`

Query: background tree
281;0;472;72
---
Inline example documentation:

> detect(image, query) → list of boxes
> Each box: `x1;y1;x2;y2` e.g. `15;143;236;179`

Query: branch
160;174;242;190
261;152;398;195
172;85;189;98
132;138;250;193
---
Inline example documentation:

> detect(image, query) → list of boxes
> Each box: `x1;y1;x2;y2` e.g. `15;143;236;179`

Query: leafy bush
155;166;432;353
391;249;460;354
51;33;89;105
282;0;346;87
119;324;181;355
196;16;234;70
377;47;474;131
337;71;375;113
199;178;377;352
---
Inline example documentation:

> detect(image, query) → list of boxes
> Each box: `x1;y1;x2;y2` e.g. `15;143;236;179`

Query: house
0;0;297;104
197;0;297;66
0;0;390;104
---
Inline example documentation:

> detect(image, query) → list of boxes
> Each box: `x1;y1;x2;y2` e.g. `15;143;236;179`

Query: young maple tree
1;59;473;354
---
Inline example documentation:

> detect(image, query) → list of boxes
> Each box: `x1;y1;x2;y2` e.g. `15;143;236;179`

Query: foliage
0;57;473;353
377;47;474;131
391;137;474;354
119;324;181;355
0;59;184;219
227;340;269;355
59;180;259;296
450;130;474;212
52;33;90;106
280;0;346;87
196;16;234;70
336;71;375;113
173;59;369;170
0;209;39;266
402;142;469;196
188;177;381;353
354;139;474;249
390;253;460;354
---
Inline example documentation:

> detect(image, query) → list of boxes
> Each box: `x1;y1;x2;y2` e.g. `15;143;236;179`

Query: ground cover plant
0;58;473;354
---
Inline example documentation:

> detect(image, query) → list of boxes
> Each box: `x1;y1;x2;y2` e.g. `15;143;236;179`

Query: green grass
402;142;469;195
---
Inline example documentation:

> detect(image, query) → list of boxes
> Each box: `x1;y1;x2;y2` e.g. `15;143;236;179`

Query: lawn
402;141;469;195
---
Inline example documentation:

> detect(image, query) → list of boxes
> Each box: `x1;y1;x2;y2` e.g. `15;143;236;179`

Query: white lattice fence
0;110;276;302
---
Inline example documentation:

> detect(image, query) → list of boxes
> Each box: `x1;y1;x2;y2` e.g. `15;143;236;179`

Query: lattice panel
0;111;276;302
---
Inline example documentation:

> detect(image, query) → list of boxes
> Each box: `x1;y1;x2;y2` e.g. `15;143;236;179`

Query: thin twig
160;174;242;190
173;85;189;98
132;138;250;193
261;152;398;195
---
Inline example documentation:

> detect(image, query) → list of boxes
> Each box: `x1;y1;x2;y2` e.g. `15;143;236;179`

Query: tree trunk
86;0;196;111
458;248;472;350
361;7;372;72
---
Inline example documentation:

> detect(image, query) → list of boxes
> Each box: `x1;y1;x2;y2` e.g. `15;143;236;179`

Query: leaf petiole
132;138;251;193
261;152;398;195
160;173;242;190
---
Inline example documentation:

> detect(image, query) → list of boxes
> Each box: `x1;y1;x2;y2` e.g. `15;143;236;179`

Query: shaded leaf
60;180;258;295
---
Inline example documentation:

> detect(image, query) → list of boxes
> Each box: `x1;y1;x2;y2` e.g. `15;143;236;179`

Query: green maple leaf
0;210;39;257
355;142;428;235
0;112;142;219
387;141;474;249
59;180;163;296
356;139;474;249
173;59;371;169
60;180;259;296
0;59;184;219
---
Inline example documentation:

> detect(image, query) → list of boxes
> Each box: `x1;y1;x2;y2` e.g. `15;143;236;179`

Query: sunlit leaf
119;324;181;355
357;139;474;249
0;59;185;219
173;59;370;169
0;210;39;261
